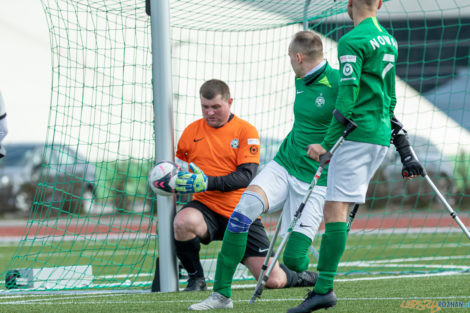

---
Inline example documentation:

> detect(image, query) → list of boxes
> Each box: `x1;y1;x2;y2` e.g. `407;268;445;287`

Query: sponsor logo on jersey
340;55;357;63
296;90;304;94
249;145;259;155
315;93;325;108
230;139;239;149
340;77;356;82
248;138;260;145
343;63;353;76
193;137;204;142
383;54;395;62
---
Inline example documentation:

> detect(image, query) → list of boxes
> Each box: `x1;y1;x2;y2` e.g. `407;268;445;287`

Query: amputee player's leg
282;174;326;273
243;216;318;289
188;161;289;310
212;161;290;298
242;217;286;289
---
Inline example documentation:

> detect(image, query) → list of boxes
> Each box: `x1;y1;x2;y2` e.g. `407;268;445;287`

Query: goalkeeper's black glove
391;116;425;178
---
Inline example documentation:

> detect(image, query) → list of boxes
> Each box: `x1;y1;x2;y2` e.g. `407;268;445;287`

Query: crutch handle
319;152;332;167
333;109;357;137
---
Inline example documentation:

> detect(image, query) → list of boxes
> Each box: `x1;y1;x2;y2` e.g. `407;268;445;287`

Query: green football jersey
274;62;339;185
322;17;398;150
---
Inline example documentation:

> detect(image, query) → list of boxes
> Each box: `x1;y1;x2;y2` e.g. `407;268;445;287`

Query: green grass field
0;273;469;312
0;230;468;312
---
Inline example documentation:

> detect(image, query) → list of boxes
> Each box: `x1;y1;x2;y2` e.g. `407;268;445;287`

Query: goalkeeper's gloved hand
175;162;208;194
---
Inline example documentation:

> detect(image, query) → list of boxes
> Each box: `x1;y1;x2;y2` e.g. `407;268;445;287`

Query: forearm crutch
347;203;360;233
249;110;357;303
406;147;470;240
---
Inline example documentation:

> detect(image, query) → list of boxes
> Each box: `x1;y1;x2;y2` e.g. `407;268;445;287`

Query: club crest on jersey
343;63;353;76
230;139;239;149
315;93;325;107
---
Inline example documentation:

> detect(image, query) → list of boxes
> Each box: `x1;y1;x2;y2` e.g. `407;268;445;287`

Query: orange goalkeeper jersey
176;115;260;218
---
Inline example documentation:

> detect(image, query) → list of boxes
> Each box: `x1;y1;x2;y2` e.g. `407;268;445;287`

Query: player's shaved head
355;0;381;10
289;31;323;62
200;79;231;101
348;0;382;23
358;0;380;6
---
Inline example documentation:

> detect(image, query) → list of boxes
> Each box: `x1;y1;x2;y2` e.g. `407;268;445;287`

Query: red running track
0;215;468;238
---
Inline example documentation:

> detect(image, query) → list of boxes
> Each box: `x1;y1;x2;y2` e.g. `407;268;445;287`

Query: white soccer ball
148;161;180;196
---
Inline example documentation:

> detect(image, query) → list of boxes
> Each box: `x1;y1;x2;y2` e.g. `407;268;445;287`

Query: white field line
385;243;470;249
124;271;470;287
0;271;468;305
347;227;466;235
339;262;470;270
0;255;467;295
1;294;470;305
340;254;470;266
3;271;467;297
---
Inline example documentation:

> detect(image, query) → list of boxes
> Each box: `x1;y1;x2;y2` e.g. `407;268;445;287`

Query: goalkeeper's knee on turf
283;231;312;272
228;190;265;233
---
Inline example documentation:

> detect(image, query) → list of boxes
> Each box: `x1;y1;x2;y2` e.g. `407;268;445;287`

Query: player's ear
227;98;233;107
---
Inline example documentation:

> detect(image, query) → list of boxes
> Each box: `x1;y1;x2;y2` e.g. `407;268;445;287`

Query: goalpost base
5;265;92;290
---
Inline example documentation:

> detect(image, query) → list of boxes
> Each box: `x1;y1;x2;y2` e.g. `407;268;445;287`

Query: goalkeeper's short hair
199;79;231;101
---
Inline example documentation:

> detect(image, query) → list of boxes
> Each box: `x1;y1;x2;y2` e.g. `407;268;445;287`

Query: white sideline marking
340;254;470;266
347;227;465;235
335;271;469;282
340;263;470;270
386;242;470;249
2;271;467;298
1;294;470;305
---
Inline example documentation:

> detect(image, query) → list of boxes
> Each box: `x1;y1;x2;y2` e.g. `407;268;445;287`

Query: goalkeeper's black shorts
181;200;272;258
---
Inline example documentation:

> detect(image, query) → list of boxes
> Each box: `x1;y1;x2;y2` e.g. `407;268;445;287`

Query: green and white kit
322;17;399;203
322;17;398;151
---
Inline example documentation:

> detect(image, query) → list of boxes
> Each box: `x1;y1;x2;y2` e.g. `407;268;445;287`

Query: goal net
2;0;469;291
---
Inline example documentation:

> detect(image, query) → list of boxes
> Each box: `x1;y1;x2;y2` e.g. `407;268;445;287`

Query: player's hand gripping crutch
249;110;357;304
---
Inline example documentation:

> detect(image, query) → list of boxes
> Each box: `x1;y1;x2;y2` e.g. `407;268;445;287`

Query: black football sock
175;237;204;278
280;263;298;288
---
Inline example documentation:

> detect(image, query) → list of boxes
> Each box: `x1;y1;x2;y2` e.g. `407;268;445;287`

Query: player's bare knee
173;209;198;239
265;271;285;289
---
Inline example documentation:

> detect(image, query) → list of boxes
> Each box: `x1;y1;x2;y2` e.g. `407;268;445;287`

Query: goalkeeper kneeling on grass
151;79;317;293
188;31;340;310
